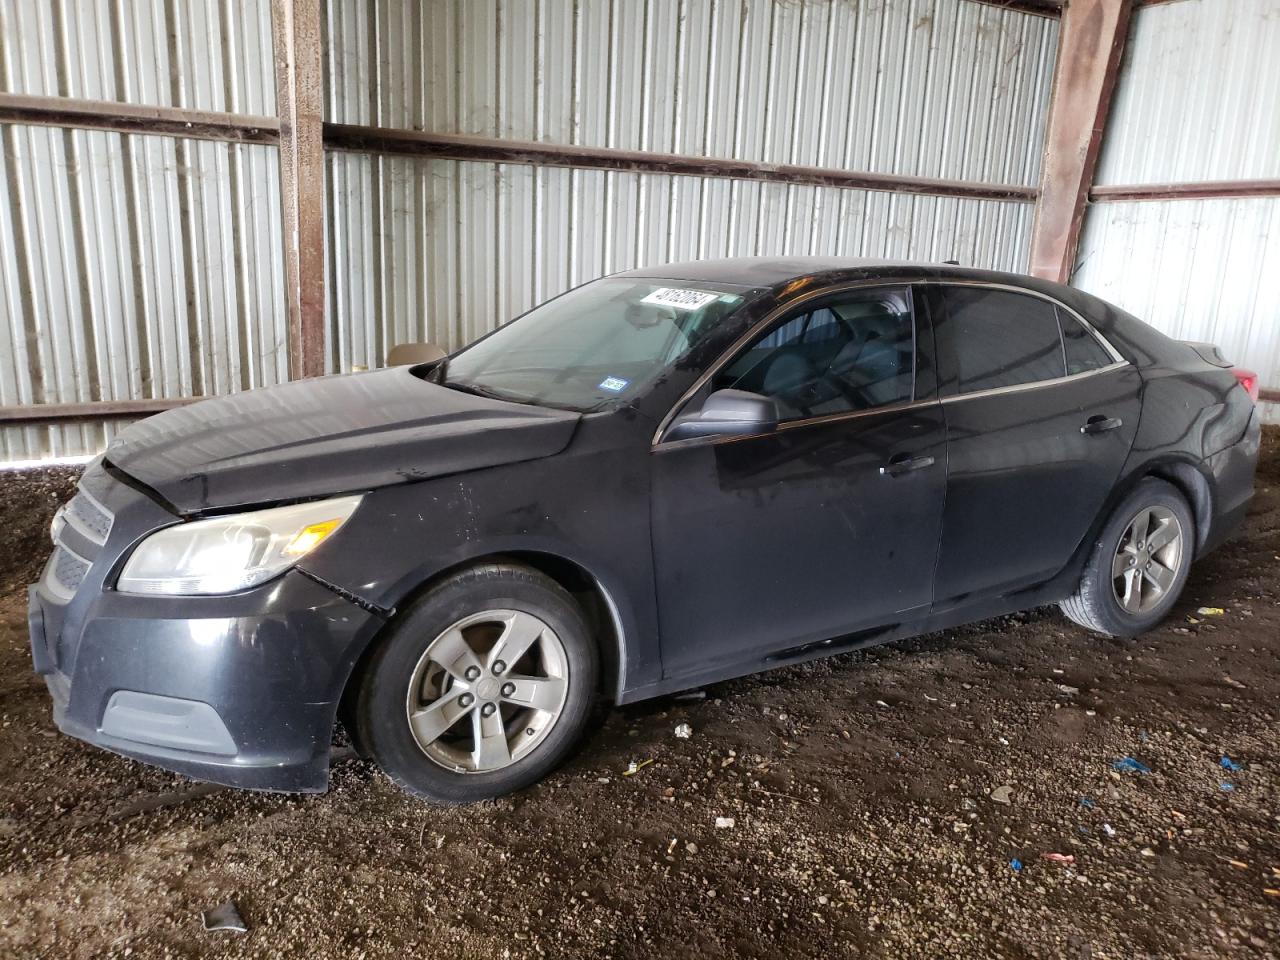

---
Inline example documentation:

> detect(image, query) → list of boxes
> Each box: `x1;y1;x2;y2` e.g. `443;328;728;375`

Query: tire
355;562;599;804
1060;478;1195;637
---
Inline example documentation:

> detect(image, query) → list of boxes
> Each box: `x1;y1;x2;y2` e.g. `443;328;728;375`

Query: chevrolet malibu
29;258;1261;803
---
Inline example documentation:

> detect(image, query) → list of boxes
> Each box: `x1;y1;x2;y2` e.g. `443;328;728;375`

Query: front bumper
30;570;384;792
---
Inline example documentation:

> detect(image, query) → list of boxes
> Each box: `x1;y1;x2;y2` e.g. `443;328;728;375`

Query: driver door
649;285;948;680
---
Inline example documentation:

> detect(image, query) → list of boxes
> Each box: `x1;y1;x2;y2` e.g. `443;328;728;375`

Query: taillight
1231;367;1260;403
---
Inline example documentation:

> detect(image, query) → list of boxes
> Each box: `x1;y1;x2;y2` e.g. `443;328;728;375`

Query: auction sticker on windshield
641;288;722;311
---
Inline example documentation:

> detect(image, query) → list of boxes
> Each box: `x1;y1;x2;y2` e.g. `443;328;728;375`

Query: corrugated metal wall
0;0;276;113
2;0;1062;461
0;0;286;461
323;0;1059;370
326;0;1056;182
1093;0;1280;186
1072;0;1280;423
325;155;1037;371
1074;198;1280;397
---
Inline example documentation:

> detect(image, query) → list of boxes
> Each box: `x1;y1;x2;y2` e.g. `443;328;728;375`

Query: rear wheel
356;563;598;803
1060;478;1194;637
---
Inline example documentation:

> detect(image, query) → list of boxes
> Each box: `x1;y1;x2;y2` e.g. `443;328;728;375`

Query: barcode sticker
640;287;721;311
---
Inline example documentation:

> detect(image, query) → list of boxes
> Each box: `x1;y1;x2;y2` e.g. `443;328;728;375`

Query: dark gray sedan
29;258;1261;803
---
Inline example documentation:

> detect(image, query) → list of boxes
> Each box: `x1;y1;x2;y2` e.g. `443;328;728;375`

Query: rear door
925;283;1142;608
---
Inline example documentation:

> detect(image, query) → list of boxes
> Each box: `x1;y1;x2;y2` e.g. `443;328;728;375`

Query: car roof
614;256;1161;367
615;256;1049;293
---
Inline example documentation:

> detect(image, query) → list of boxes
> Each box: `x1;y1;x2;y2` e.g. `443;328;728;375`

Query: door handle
1081;415;1123;435
880;454;935;477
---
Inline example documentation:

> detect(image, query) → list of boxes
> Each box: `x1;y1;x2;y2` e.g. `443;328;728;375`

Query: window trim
922;280;1127;401
937;359;1128;405
652;280;924;448
921;281;1131;409
652;278;1130;447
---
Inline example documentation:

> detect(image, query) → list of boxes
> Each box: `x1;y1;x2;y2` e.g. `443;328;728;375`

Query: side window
1058;309;1114;375
935;287;1065;394
715;289;915;421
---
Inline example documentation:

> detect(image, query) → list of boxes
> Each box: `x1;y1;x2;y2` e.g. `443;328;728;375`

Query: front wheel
355;563;599;803
1060;478;1195;637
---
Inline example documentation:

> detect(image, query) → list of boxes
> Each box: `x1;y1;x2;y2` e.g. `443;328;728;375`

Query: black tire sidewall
357;565;598;804
1088;479;1195;635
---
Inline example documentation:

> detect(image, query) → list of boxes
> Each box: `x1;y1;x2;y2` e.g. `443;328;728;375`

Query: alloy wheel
1111;505;1183;614
404;609;569;773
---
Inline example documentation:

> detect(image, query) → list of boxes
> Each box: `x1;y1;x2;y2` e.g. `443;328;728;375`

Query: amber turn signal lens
283;518;344;557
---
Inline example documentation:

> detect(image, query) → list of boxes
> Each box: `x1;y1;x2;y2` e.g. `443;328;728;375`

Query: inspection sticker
598;376;630;393
640;287;721;311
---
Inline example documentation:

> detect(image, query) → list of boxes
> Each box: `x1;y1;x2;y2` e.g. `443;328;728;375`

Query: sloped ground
0;429;1277;959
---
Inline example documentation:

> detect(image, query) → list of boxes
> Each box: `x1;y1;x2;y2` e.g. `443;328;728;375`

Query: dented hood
106;367;580;514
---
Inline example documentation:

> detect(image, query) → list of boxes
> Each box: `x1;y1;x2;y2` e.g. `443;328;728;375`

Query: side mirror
387;342;447;366
666;389;780;442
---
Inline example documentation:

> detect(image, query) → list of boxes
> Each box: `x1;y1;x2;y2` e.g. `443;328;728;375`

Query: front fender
349;533;651;701
297;454;662;701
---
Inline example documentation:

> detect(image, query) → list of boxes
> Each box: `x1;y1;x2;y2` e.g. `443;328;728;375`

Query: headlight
117;494;364;596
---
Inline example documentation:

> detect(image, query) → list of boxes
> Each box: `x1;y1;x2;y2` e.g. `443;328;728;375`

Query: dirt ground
1;431;1278;960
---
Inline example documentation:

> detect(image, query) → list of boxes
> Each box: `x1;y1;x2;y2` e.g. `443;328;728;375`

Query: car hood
106;367;581;514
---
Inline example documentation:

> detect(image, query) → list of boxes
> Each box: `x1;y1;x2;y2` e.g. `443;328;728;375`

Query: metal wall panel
0;0;276;115
1073;198;1280;424
0;126;289;461
325;152;1034;372
325;0;1058;187
2;0;1060;463
1095;0;1280;185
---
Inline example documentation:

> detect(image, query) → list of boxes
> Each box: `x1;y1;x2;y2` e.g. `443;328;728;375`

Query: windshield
436;278;755;411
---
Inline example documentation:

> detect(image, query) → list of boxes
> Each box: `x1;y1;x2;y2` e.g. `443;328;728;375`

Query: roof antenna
943;259;960;265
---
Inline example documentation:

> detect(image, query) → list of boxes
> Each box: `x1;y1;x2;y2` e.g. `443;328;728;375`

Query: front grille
44;489;114;601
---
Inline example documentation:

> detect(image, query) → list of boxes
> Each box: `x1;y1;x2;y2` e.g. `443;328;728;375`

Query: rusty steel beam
324;125;1040;203
272;0;327;380
1029;0;1135;283
1091;179;1280;202
964;0;1063;18
0;398;200;425
0;93;279;144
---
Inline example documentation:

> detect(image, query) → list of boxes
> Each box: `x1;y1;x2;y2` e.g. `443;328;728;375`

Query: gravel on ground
1;431;1277;959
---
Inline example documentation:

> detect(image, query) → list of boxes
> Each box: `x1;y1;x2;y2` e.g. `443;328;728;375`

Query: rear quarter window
1059;310;1115;374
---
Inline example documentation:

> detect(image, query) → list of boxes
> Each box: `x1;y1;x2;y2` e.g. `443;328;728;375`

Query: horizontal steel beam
324;125;1040;203
0;398;200;425
0;93;280;144
964;0;1063;18
0;95;1039;203
1091;179;1280;202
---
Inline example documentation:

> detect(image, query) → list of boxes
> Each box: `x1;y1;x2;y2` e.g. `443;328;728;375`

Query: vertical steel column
1028;0;1134;283
271;0;327;379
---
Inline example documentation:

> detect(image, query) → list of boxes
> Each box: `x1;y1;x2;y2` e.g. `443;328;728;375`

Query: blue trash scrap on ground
1112;757;1151;774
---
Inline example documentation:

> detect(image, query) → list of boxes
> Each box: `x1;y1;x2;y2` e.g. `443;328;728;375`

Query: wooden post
271;0;327;379
1028;0;1134;283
